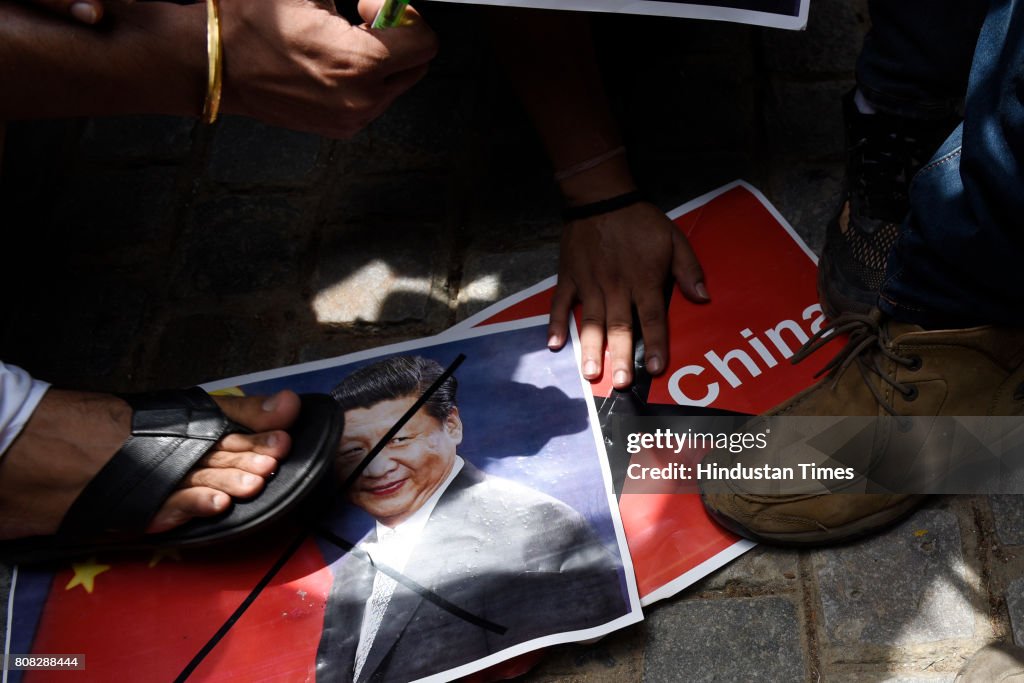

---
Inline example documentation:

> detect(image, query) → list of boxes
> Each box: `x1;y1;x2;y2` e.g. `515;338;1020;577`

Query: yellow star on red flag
65;558;111;594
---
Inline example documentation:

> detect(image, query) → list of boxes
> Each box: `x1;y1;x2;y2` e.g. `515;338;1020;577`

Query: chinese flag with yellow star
12;531;332;681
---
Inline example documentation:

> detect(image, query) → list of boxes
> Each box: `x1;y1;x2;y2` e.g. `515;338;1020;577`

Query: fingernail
583;360;599;377
265;433;279;448
548;334;561;349
647;355;663;374
614;370;629;386
695;282;710;300
70;2;98;24
262;394;279;412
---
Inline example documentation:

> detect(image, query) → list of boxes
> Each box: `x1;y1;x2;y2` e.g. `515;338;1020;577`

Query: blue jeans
860;1;1024;327
857;1;986;120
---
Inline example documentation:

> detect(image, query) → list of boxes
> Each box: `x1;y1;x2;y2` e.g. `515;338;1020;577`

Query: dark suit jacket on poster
316;462;627;683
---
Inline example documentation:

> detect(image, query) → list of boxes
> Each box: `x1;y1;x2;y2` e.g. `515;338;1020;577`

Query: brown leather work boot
955;643;1024;682
700;310;1024;545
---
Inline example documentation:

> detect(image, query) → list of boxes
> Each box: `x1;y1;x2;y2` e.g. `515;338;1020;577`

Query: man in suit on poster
316;355;627;683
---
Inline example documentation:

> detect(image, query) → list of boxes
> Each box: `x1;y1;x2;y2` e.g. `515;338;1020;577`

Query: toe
216;430;291;458
199;450;282;477
181;467;267;499
212;390;301;433
147;487;231;533
140;392;299;537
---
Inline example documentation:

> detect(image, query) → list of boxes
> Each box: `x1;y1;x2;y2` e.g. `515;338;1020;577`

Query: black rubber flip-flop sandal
0;387;342;564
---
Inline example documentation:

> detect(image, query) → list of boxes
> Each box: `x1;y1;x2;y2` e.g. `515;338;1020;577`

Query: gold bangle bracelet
202;0;223;124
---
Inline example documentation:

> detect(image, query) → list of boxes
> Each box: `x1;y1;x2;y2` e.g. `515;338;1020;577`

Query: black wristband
562;190;644;222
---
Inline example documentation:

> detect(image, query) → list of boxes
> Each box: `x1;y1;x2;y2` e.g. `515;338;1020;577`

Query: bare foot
0;388;301;540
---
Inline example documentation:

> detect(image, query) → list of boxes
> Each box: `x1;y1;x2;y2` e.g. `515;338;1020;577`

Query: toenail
254;455;277;470
242;473;261;487
265;433;279;448
211;492;229;509
583;360;599;376
614;370;629;386
262;395;279;412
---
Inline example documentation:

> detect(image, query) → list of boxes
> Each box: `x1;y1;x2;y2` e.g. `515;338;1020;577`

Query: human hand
547;201;709;390
218;0;438;138
21;0;437;138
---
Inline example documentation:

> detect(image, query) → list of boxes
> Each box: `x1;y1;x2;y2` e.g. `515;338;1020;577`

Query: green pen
371;0;411;28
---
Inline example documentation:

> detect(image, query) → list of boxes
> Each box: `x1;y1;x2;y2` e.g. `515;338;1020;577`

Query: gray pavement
3;0;1022;680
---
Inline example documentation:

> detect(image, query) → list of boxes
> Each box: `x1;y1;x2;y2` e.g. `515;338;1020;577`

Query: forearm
0;1;206;120
485;7;635;203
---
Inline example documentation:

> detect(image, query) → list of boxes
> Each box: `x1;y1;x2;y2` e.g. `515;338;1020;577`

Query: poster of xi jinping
4;320;640;683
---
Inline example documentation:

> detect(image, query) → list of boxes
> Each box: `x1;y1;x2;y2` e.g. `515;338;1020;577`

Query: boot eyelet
906;356;923;371
902;385;919;401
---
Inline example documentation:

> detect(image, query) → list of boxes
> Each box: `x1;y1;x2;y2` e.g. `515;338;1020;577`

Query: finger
578;291;606;380
31;0;103;24
671;229;710;302
603;288;634;389
635;288;669;375
548;279;578;350
357;0;423;25
355;1;439;75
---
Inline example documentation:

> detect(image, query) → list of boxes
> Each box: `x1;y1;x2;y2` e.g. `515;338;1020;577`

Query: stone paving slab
177;194;308;298
990;496;1024;547
765;161;844;254
643;596;806;682
831;676;956;683
50;165;181;260
1006;577;1024;647
80;115;196;162
760;0;868;75
208;116;324;186
312;223;451;326
455;247;558;321
524;624;647;683
686;545;799;595
813;509;975;648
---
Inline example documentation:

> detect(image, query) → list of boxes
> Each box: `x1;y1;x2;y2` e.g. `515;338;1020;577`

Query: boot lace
791;312;919;416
